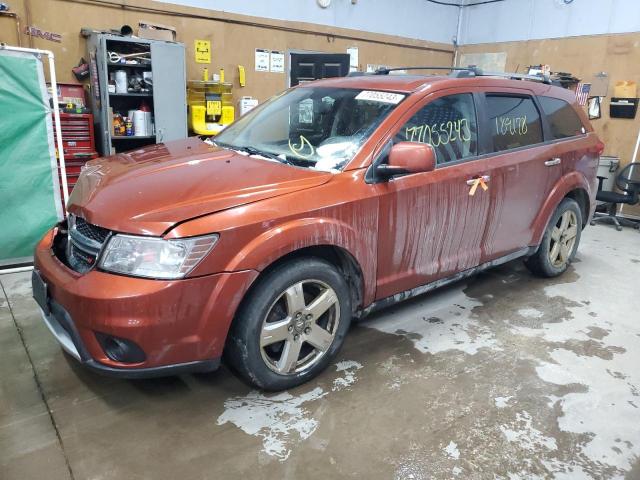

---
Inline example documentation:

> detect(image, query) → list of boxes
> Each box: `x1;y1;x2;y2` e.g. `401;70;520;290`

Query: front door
375;91;501;300
290;53;350;87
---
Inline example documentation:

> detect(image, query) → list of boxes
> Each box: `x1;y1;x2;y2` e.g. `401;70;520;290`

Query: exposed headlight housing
98;234;219;279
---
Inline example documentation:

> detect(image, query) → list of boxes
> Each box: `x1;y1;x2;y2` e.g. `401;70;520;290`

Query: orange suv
33;68;602;390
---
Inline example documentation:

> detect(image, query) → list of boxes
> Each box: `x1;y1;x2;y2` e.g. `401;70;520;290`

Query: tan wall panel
0;0;453;103
0;11;23;46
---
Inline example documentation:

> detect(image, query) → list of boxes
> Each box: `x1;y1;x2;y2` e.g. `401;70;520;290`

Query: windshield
214;87;405;172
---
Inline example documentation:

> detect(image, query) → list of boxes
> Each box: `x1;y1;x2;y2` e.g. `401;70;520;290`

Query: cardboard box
614;81;637;99
138;20;176;42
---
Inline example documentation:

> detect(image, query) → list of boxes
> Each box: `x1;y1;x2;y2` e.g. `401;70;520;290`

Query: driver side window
394;93;478;165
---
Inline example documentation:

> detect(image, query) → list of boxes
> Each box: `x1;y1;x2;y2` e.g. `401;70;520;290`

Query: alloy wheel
548;210;578;268
259;279;340;375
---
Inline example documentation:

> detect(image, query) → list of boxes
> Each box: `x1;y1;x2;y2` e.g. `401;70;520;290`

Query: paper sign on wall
590;73;609;97
458;52;506;73
347;47;358;72
255;49;270;72
270;51;285;73
194;40;211;64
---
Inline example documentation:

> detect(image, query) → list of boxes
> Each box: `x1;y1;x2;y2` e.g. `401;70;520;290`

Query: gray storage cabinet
85;33;187;155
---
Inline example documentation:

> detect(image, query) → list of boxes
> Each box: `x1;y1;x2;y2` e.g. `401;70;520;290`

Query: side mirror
376;142;436;178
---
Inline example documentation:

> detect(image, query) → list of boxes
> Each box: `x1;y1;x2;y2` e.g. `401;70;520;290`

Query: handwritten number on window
495;115;528;136
404;118;471;147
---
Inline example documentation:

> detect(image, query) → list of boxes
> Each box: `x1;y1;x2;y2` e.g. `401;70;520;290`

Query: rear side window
486;95;543;152
394;93;478;165
538;96;584;139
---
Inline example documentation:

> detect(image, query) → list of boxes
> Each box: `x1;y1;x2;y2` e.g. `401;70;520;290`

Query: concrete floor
1;225;640;480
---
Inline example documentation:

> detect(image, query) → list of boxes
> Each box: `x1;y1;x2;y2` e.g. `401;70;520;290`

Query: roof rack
373;66;552;85
374;66;482;76
477;70;553;85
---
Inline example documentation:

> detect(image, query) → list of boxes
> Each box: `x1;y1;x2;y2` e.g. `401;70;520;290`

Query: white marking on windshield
355;90;405;104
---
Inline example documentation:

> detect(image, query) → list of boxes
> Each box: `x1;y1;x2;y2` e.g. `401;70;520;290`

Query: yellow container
187;80;235;135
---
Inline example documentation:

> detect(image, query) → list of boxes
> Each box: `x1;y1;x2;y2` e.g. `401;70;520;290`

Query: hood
68;137;332;236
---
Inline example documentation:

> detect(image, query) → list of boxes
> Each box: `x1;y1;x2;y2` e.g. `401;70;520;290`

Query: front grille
75;217;110;244
65;214;111;273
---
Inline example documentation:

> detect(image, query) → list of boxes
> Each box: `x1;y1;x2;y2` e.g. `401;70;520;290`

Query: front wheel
225;257;352;391
525;198;582;278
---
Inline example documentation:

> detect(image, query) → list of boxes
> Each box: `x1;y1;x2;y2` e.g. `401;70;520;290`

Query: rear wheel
225;258;351;391
525;198;582;278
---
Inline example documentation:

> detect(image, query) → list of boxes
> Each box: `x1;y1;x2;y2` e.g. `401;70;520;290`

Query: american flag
575;83;591;106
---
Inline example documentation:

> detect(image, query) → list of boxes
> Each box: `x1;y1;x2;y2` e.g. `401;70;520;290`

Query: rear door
537;95;589;181
477;90;562;259
375;89;502;299
290;53;350;86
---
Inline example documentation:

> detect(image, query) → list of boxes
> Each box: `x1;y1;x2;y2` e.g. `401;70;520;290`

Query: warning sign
195;40;211;64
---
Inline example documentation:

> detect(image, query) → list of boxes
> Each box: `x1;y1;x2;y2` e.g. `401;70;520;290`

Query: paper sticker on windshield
355;90;404;104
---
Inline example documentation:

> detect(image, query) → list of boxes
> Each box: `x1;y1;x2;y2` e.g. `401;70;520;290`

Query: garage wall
0;0;454;103
459;0;640;45
159;0;460;45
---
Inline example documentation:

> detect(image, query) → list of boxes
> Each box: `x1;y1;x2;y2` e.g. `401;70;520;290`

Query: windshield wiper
237;146;295;165
213;141;294;165
238;146;280;159
211;140;238;150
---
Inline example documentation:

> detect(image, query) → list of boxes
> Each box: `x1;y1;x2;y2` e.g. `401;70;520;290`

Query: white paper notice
355;90;405;104
255;49;270;72
347;47;358;69
270;51;285;73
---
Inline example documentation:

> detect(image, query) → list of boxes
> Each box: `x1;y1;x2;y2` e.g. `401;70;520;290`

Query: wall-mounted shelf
610;97;639;119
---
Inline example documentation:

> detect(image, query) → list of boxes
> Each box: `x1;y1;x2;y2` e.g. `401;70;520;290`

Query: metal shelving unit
85;33;187;155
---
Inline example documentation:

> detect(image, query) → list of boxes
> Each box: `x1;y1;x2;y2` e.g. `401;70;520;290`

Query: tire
225;257;352;391
525;198;582;278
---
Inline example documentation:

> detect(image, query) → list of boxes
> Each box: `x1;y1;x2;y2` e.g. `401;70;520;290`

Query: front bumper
38;295;220;378
34;229;258;377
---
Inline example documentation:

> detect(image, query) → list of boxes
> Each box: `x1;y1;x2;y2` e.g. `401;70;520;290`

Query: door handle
545;158;561;166
466;175;490;186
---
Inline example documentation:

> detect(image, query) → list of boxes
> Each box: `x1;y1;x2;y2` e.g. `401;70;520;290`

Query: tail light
595;141;605;156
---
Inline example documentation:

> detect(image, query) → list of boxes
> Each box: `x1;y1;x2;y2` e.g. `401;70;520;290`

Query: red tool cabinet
52;113;99;200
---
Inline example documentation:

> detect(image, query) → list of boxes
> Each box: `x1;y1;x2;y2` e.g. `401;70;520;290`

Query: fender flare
531;172;592;246
224;216;376;304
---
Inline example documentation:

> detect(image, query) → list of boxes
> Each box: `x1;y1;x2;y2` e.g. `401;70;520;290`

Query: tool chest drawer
53;113;100;206
52;113;99;156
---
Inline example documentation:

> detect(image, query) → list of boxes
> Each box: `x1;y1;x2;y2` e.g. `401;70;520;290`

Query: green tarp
0;49;63;265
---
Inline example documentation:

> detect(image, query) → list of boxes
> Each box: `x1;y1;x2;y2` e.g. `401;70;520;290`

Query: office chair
591;162;640;231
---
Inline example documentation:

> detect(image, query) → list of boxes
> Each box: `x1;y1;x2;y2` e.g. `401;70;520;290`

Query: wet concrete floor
2;225;640;479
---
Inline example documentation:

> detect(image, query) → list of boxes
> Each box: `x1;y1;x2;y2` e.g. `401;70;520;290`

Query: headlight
98;234;219;279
